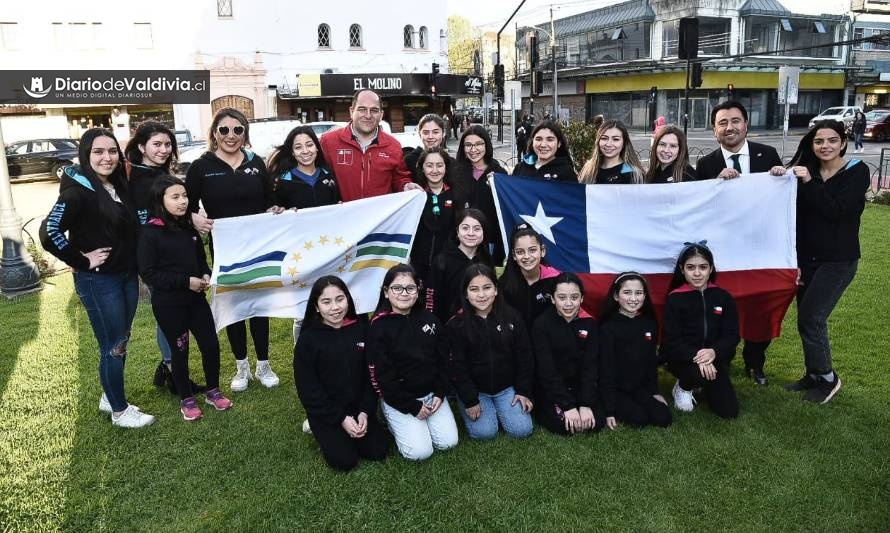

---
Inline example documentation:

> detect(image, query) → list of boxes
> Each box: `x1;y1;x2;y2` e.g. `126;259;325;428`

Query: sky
446;0;853;30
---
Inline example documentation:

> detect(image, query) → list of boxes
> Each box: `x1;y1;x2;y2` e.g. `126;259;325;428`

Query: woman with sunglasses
185;108;285;394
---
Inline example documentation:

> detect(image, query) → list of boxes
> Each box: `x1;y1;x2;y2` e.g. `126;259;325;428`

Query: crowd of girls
39;105;866;473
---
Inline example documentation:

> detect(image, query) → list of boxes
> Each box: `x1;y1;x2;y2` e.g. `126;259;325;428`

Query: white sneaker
672;380;696;412
255;360;280;388
99;393;112;414
112;404;156;428
302;418;312;434
231;359;253;392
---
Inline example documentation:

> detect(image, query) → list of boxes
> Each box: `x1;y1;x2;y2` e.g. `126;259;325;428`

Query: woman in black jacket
137;175;233;422
294;276;390;471
769;119;870;404
645;125;696;184
40;128;155;428
512;120;577;182
578;120;645;184
266;125;340;210
660;243;739;419
447;264;534;440
410;147;460;286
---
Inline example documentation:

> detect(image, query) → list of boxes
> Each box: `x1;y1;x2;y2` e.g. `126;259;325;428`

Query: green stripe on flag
356;245;409;258
218;266;281;285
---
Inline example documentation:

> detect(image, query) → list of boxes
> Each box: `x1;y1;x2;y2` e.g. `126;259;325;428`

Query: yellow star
334;236;344;246
337;266;346;273
303;241;314;250
318;235;329;245
298;281;308;288
287;266;298;277
290;279;299;286
343;253;352;261
291;252;302;262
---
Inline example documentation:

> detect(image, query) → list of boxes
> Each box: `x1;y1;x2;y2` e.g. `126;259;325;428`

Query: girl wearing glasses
453;125;507;264
447;264;534;440
425;208;494;322
367;264;458;461
578;120;646;184
185;107;285;394
645;125;696;184
512;120;577;182
294;276;390;470
410;147;460;287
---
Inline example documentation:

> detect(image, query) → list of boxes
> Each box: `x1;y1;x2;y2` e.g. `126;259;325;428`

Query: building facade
849;0;890;109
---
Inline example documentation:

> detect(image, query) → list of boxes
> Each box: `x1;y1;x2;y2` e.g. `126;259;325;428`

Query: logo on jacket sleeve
242;167;260;175
422;323;437;335
356;342;365;350
645;332;653;341
577;329;588;339
713;306;723;315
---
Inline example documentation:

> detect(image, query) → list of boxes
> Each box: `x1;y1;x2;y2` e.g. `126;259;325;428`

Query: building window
0;22;19;50
217;0;233;17
419;26;428;49
318;23;331;48
349;23;362;48
780;19;793;32
134;22;153;49
813;21;827;34
404;25;415;48
212;95;254;119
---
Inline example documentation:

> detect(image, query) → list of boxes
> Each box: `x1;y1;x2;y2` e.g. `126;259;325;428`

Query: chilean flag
491;173;798;342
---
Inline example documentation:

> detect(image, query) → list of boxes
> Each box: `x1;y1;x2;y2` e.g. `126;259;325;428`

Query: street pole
550;7;558;121
496;0;526;143
683;58;690;135
782;81;790;159
0;120;41;298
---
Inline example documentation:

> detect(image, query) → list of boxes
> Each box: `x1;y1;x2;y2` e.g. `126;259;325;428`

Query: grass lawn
2;205;889;532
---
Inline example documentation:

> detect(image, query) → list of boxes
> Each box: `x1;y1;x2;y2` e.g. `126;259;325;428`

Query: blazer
695;141;782;180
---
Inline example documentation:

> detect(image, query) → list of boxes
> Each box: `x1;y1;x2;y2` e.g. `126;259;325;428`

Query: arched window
419;26;428;49
349;24;362;48
211;95;254;119
403;25;415;48
317;23;331;48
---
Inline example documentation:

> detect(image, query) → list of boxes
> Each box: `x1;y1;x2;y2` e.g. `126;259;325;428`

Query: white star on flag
520;202;563;244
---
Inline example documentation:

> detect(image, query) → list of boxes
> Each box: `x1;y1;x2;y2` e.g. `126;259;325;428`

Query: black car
5;138;79;181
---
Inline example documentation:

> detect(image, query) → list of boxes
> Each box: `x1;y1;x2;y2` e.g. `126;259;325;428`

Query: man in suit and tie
696;100;783;387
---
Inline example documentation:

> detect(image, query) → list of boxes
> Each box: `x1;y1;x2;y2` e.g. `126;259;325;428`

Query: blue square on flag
491;174;588;272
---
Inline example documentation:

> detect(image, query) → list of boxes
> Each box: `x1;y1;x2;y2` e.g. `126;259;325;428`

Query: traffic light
691;63;703;88
649;86;657;102
495;64;505;99
531;70;543;96
679;17;699;60
528;33;539;70
727;83;735;99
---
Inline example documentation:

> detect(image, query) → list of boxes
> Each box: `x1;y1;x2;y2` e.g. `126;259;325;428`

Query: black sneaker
747;367;769;386
803;374;842;404
153;361;171;388
783;374;817;392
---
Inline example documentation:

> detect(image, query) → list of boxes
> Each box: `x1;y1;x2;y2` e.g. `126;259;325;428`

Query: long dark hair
415;146;453;189
526;120;573;164
148;174;193;232
454;263;513;348
455;125;496;171
787;119;848;171
267;125;330;178
499;224;548;300
374;263;422;313
578;119;645;184
455;208;493;265
645;125;690;184
124;121;178;172
668;243;717;292
599;271;657;324
77;128;137;236
304;276;358;326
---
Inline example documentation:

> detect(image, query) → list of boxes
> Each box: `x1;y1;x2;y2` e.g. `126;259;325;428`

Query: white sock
820;371;835;382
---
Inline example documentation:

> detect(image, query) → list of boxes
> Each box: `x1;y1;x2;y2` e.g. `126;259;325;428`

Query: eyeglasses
431;194;440;216
354;107;382;116
217;125;245;136
388;284;418;295
463;141;485;150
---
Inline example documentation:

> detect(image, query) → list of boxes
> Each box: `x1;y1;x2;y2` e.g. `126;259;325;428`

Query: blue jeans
797;260;858;375
73;270;139;412
854;132;864;150
457;386;533;440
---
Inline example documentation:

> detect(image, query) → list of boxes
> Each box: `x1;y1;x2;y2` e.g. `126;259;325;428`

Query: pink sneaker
205;388;233;411
180;397;203;421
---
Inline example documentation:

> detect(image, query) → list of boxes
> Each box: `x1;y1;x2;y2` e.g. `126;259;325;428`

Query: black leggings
613;388;672;428
225;317;269;361
534;397;605;435
741;339;771;372
153;299;220;400
666;360;738;419
309;414;390;471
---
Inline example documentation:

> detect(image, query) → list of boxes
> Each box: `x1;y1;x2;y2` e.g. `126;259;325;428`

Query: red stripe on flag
578;268;797;342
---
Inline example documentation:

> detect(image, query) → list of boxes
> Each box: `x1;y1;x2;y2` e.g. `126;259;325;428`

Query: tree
448;15;481;75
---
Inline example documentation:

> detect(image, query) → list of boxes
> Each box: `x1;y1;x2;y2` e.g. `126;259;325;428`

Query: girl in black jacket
294;276;390;471
425;208;494;322
578;120;646;184
499;225;561;329
267;125;340;210
137;175;233;421
660;243;740;419
598;272;671;429
447;264;534;440
185;108;285;393
531;273;603;435
645;125;696;184
410;147;459;285
367;264;458;461
512;121;577;182
40;128;155;428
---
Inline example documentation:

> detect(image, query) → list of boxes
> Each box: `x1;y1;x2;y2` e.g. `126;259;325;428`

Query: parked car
174;129;206;149
5;138;79;181
808;106;863;130
863;109;890;141
304;121;348;137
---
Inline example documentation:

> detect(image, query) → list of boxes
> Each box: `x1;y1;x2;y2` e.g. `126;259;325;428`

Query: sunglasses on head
217;125;245;136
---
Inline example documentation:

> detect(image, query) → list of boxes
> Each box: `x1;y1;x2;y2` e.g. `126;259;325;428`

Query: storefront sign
308;73;481;97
